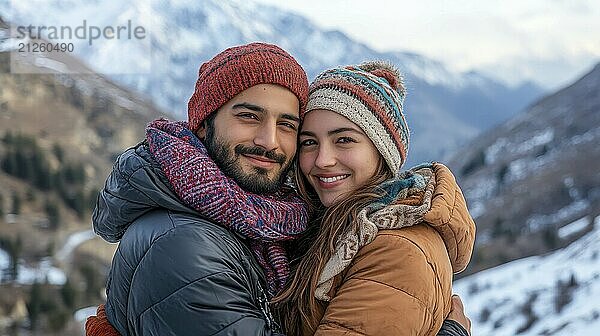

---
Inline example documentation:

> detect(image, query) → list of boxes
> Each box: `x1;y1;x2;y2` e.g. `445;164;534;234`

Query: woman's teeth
318;175;349;183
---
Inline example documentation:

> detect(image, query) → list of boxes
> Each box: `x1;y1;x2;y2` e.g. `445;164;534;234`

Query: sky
254;0;600;90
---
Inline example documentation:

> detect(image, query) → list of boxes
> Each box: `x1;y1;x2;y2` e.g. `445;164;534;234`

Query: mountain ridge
0;0;544;165
448;61;600;275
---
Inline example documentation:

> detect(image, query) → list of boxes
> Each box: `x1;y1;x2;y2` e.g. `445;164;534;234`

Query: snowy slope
455;215;600;335
0;0;542;165
447;62;600;336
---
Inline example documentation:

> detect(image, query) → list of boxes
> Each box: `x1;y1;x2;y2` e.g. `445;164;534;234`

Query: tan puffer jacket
306;163;476;336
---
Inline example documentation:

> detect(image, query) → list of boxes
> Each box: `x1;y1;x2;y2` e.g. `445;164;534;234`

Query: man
86;43;471;335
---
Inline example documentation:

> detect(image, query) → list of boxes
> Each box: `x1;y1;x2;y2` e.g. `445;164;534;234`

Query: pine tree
45;199;61;230
0;235;21;281
52;143;65;162
10;236;22;281
80;263;101;300
48;309;69;332
61;278;77;309
27;281;43;330
11;192;21;215
26;188;36;202
543;227;558;249
2;130;14;145
1;150;17;175
73;189;86;218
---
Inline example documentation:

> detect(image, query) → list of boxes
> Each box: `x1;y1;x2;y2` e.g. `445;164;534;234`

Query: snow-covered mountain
455;215;600;335
0;0;543;165
447;62;600;274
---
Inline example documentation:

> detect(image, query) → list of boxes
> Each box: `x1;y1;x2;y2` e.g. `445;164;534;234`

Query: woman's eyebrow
299;127;363;137
328;127;362;136
299;130;315;137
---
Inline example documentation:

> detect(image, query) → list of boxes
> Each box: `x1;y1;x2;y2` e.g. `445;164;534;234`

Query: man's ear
196;122;207;140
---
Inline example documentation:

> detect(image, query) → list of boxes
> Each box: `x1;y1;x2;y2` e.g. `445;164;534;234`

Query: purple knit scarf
146;119;308;296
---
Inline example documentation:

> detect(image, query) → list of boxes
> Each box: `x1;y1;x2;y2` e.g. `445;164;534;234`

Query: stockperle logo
9;18;152;75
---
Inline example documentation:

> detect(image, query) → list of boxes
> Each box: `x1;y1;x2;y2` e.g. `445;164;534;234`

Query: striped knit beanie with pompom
306;61;409;175
187;42;309;133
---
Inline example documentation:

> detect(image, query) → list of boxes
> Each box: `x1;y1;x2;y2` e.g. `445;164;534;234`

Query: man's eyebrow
232;103;265;112
231;104;299;123
281;114;300;123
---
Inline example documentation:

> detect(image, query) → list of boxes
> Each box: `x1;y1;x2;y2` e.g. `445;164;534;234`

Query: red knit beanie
187;42;309;133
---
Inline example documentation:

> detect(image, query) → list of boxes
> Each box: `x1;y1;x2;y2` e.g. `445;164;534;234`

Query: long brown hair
273;157;393;335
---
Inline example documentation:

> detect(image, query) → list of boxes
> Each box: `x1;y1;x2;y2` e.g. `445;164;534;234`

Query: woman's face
298;109;381;207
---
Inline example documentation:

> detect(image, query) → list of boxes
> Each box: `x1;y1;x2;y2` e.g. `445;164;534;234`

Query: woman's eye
337;137;357;144
299;139;316;147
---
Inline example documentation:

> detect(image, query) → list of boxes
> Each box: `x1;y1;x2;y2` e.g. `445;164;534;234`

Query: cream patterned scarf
315;164;436;300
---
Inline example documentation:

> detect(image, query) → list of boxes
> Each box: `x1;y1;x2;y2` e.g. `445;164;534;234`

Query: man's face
198;84;300;194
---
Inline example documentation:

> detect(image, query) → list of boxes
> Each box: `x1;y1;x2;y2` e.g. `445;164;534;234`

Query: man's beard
203;129;292;194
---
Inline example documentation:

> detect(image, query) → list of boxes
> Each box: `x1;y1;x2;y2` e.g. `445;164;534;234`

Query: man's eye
238;113;259;120
279;122;298;131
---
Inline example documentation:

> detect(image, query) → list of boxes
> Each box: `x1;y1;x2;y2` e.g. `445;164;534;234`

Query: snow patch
506;157;529;182
568;127;600;146
56;230;95;262
465;177;498;202
526;200;590;232
455;215;600;336
0;249;9;270
515;129;554;155
0;254;66;285
468;201;487;219
1;230;96;285
74;306;98;323
558;216;590;239
17;258;66;285
34;56;69;73
484;138;509;165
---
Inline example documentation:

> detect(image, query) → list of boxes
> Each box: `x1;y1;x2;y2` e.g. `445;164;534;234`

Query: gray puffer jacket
93;141;279;335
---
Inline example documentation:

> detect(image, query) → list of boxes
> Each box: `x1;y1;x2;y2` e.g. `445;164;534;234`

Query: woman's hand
448;295;471;335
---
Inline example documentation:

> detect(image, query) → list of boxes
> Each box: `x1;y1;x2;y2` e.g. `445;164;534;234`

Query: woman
274;62;476;335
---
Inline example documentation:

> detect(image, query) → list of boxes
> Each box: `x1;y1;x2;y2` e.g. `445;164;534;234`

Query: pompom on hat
187;42;309;133
306;61;409;175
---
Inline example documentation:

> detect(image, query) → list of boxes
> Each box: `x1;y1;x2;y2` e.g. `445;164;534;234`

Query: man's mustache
234;144;286;164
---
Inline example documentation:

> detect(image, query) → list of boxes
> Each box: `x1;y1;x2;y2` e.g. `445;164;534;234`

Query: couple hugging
86;42;475;336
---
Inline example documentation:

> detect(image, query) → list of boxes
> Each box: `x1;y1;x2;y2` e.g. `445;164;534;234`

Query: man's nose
253;122;279;151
